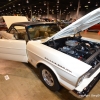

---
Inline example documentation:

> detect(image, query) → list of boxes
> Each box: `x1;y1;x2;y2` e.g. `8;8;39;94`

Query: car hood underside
49;8;100;40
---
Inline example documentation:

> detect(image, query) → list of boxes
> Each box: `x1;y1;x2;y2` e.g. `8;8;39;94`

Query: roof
11;22;57;27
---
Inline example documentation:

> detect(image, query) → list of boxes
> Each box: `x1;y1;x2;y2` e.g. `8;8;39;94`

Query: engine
45;36;100;67
58;40;98;61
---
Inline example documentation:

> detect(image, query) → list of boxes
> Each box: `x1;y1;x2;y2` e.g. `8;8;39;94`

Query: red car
0;22;8;31
88;23;100;32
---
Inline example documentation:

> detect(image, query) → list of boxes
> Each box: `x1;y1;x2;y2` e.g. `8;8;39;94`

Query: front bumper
70;73;100;98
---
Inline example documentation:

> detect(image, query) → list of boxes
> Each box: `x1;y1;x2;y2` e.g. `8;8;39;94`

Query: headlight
76;72;90;86
76;75;85;86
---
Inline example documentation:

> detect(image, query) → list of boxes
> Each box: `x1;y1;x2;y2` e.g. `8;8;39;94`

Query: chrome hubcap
42;69;54;86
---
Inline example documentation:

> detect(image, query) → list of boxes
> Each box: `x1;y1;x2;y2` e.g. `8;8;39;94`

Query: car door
0;39;28;62
0;25;28;62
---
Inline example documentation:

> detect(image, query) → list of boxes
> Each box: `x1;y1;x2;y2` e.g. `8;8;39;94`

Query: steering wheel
14;33;18;39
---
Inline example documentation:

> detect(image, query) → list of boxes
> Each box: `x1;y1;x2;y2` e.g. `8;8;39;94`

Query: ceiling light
88;0;90;3
57;0;59;3
95;3;98;6
44;1;46;5
66;7;68;9
26;0;29;3
85;5;88;7
13;5;15;7
70;3;72;6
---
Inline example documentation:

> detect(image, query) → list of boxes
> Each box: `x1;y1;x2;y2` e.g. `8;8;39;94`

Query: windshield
28;24;60;40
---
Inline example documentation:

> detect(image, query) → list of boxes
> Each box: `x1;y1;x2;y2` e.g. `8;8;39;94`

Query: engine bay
44;34;100;67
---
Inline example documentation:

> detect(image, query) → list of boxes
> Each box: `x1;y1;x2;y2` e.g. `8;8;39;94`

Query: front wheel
39;65;60;91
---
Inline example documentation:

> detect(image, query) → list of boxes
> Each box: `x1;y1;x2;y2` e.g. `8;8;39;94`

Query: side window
9;26;28;41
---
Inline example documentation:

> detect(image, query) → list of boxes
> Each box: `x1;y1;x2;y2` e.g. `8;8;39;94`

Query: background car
88;23;100;32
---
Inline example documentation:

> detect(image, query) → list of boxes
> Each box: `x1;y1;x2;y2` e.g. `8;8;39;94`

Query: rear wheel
39;65;60;91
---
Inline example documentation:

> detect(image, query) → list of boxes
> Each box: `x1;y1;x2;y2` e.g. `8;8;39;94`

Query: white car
0;8;100;98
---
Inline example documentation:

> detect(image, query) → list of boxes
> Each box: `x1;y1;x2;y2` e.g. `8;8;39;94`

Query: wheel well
37;63;44;68
37;63;59;83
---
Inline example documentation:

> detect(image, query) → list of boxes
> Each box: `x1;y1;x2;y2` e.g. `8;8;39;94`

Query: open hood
2;16;28;28
50;8;100;40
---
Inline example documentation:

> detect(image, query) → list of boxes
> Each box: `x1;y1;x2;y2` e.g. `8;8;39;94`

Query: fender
36;60;60;81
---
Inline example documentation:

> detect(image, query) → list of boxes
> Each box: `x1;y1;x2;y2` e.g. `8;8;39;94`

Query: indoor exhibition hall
0;0;100;100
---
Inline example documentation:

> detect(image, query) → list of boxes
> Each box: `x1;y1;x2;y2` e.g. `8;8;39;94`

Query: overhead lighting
88;0;90;3
66;7;68;9
95;3;98;6
70;2;72;6
28;7;30;9
26;0;29;3
57;0;59;3
85;5;88;7
74;7;76;10
44;1;46;5
13;5;15;7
